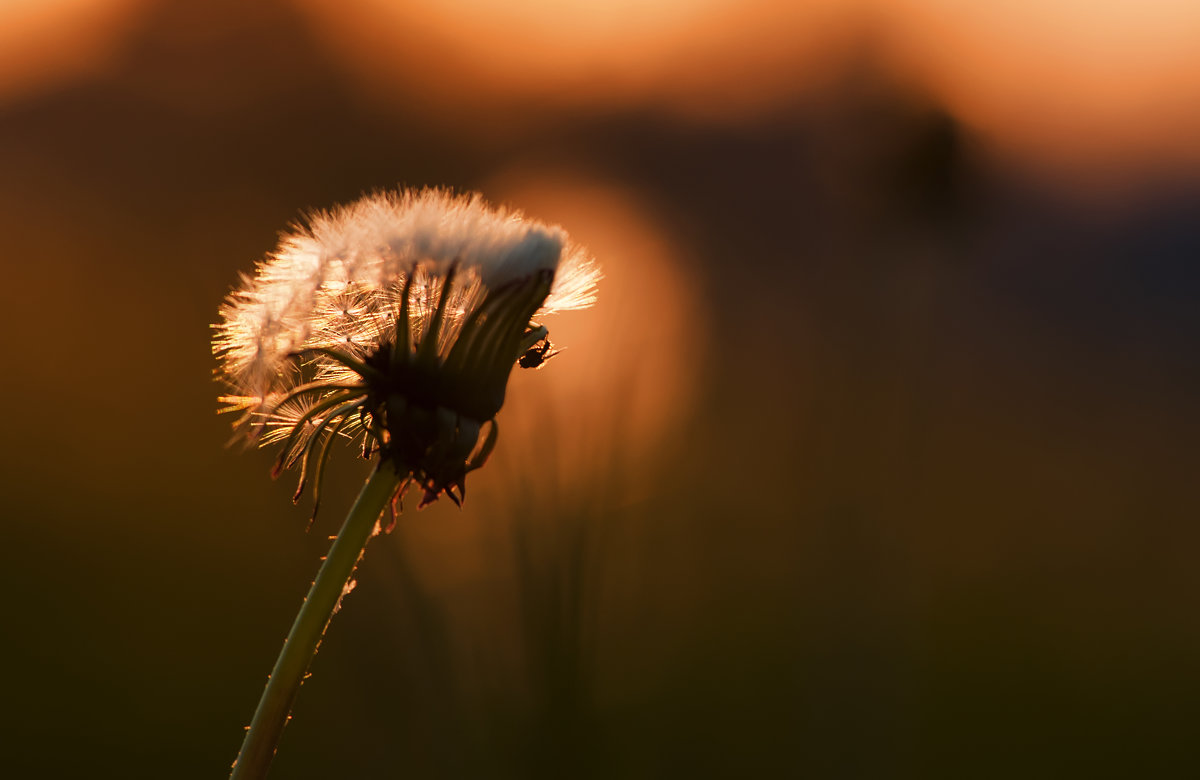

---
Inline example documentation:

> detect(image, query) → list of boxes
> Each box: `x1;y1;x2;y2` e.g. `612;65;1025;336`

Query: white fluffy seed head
213;187;600;399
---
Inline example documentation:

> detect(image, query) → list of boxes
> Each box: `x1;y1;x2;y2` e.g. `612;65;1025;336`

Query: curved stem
230;464;404;780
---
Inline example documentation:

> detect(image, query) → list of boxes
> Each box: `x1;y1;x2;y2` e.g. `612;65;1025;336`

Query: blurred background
1;1;1197;777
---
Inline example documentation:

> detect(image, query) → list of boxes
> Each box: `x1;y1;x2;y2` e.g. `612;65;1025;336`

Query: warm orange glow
390;170;705;594
878;0;1200;175
0;0;146;102
291;0;1200;180
490;170;704;497
290;0;857;119
3;1;1197;177
6;1;1195;178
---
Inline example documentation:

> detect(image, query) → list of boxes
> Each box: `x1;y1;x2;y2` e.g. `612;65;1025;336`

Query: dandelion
214;188;599;779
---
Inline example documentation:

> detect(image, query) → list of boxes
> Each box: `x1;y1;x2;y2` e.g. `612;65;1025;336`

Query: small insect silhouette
519;339;560;369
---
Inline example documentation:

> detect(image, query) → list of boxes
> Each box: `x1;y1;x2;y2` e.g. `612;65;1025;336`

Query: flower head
213;188;599;511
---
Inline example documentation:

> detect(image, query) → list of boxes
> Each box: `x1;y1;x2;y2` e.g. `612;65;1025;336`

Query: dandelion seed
214;187;600;510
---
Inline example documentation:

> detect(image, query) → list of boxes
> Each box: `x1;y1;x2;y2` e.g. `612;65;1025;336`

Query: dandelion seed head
214;188;597;394
214;187;600;509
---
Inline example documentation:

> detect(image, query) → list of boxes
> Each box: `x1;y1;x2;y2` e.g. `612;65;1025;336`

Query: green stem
230;464;403;780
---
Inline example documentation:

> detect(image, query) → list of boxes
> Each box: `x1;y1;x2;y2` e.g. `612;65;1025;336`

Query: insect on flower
213;188;600;515
517;336;560;369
